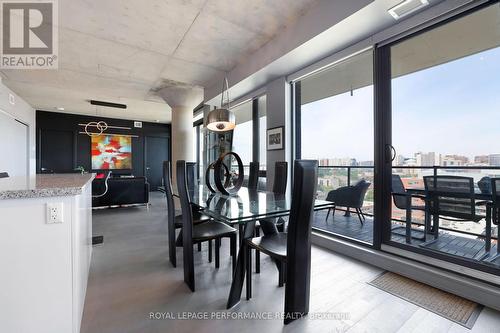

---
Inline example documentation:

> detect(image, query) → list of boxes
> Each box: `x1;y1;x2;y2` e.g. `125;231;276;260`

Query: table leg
405;195;412;244
227;221;256;309
486;205;492;253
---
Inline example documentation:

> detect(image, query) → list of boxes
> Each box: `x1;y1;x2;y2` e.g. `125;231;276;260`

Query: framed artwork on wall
267;126;284;151
91;134;132;170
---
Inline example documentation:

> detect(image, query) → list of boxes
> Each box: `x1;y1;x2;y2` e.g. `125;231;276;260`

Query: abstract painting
91;135;132;170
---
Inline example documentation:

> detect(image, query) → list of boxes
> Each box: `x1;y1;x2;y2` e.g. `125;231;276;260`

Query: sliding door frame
373;46;392;250
291;50;376;248
379;0;500;277
292;0;500;277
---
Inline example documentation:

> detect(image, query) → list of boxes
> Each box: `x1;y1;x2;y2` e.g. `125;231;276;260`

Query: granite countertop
0;173;95;200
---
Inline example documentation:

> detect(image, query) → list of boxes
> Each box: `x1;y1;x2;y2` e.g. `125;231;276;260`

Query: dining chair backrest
273;161;288;195
423;175;478;221
285;159;318;315
0;172;9;178
162;161;175;226
391;174;407;209
247;162;260;190
186;162;197;189
176;160;195;288
478;176;492;194
490;178;500;225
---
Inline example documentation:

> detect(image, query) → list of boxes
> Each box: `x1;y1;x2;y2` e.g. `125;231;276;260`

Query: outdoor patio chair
325;179;371;225
422;175;486;248
391;174;429;243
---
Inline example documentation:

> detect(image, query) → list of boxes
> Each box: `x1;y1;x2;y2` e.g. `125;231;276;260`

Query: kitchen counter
0;173;94;333
0;173;95;200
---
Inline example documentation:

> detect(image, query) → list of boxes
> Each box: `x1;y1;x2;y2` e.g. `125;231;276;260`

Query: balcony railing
317;164;500;241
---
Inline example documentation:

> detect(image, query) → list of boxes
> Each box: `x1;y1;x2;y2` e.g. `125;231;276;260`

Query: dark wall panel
76;134;91;171
40;129;74;172
36;111;171;177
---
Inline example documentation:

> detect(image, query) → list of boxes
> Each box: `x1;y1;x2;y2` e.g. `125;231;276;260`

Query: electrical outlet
46;203;63;224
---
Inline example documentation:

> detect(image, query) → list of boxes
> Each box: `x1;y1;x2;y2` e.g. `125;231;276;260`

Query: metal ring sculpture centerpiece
205;152;244;195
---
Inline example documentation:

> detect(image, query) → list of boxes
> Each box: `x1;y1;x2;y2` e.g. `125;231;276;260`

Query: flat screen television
91;134;132;170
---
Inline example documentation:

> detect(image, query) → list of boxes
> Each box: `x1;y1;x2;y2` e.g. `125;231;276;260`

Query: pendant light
206;77;236;132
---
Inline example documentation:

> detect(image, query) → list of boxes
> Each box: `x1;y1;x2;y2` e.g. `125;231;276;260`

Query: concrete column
158;83;203;182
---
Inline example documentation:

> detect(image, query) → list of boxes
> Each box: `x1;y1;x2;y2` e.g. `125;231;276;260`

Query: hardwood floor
81;192;500;333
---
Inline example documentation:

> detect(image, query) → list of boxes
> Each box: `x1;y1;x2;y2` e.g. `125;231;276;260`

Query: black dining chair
423;175;485;244
0;172;9;178
186;162;198;189
272;161;288;195
259;161;288;234
254;161;288;274
163;161;212;267
485;178;500;262
245;160;318;323
177;160;238;291
247;162;260;191
391;174;428;242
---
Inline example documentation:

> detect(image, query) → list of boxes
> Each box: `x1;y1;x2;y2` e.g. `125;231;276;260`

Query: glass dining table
173;185;334;321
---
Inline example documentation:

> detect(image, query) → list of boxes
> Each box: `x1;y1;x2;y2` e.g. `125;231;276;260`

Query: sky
300;46;500;161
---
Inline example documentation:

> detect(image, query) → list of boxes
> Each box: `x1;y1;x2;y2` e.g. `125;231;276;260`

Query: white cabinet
0;183;92;333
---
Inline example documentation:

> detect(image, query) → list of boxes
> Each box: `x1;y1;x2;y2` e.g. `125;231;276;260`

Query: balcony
313;165;500;270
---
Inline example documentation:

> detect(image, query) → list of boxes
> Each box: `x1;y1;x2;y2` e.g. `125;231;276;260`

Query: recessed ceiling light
56;107;65;111
388;0;429;20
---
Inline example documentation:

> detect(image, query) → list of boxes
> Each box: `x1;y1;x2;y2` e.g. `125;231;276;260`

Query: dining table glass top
173;185;333;224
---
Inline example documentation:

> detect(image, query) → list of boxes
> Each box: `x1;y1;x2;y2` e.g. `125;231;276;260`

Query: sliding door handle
385;144;396;162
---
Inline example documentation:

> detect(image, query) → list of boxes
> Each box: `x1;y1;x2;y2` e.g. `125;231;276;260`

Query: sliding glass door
295;49;375;244
384;2;500;275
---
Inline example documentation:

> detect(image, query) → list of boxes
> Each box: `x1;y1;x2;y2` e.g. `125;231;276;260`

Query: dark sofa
92;176;150;207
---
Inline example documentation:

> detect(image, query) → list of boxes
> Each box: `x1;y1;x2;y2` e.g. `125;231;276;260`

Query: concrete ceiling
0;0;322;123
205;0;448;106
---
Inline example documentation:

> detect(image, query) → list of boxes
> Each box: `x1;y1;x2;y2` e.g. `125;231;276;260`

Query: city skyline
316;151;500;167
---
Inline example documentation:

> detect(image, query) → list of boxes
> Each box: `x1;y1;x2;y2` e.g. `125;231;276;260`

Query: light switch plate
46;203;63;224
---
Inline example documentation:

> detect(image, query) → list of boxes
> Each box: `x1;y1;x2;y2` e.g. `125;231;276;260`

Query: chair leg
325;208;330;222
356;208;364;225
497;223;500;255
208;239;212;263
246;245;252;300
332;206;336;218
215;238;220;268
168;227;177;268
277;217;285;232
359;208;366;221
255;227;260;274
255;249;260;274
238;225;244;244
197;242;202;252
278;261;285;287
175;229;183;247
433;214;439;239
230;234;237;273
